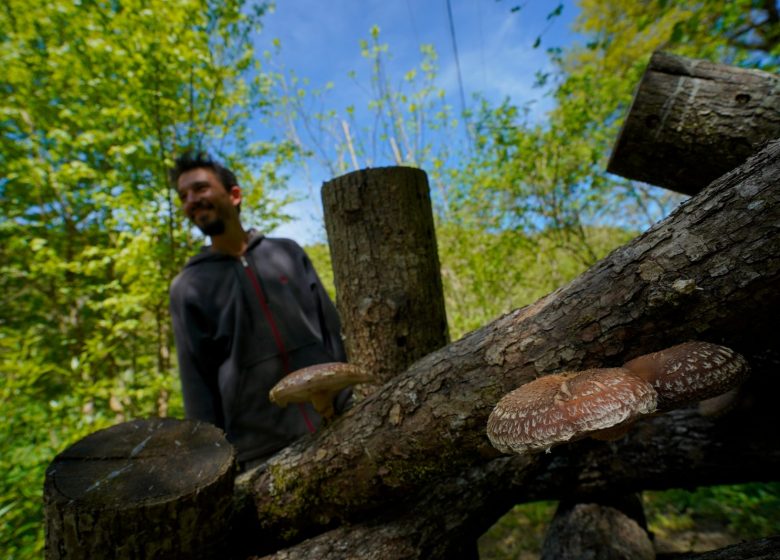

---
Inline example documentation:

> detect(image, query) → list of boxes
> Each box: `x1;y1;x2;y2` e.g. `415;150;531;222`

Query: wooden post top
45;417;235;509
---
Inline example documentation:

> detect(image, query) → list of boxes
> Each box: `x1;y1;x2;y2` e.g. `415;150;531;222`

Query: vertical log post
322;166;449;397
540;495;655;560
44;418;236;559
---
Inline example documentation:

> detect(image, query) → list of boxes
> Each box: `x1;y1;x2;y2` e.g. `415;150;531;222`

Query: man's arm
169;279;224;427
297;247;354;413
301;250;347;363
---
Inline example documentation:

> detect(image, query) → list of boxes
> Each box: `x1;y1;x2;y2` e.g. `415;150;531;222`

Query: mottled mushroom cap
269;362;373;418
486;368;657;455
622;341;750;411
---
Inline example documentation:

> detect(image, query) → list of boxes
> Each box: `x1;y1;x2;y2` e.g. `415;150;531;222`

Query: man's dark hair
170;152;239;193
170;151;241;214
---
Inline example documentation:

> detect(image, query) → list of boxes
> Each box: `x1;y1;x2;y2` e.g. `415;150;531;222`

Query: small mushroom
622;341;750;411
269;362;374;420
486;368;657;455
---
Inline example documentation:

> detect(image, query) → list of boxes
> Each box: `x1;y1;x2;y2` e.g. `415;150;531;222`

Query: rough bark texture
247;376;780;558
608;51;780;195
658;536;780;559
321;167;449;397
540;502;655;560
246;139;780;550
44;418;236;559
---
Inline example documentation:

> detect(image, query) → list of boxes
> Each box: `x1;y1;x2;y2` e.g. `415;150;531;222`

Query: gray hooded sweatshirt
169;232;347;463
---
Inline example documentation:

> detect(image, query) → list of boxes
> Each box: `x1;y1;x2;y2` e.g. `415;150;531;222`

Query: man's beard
196;216;226;236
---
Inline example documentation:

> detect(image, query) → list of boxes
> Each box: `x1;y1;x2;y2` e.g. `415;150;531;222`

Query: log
657;535;780;559
248;139;780;545
248;375;780;558
44;418;236;559
321;166;449;397
540;501;654;560
607;51;780;195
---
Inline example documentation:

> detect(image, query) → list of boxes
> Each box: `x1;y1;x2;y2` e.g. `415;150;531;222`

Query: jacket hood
184;230;265;268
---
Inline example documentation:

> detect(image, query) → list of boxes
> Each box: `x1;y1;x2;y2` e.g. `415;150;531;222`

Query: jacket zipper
240;255;316;434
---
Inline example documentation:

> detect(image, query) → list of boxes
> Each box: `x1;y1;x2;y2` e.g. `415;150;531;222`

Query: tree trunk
245;139;780;550
607;51;780;195
321;166;449;397
44;418;236;559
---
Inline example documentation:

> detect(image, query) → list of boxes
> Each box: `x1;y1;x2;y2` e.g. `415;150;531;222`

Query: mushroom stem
310;393;336;420
268;362;374;424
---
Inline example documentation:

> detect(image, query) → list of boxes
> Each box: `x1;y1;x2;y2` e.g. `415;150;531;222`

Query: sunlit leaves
1;0;287;556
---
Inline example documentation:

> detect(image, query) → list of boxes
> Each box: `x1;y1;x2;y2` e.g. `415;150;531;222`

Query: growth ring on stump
44;418;236;559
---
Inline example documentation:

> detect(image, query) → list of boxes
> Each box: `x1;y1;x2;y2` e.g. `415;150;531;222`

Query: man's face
176;168;240;236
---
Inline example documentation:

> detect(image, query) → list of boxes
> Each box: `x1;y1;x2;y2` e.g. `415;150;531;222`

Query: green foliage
646;483;780;541
475;485;780;558
437;224;636;339
0;0;291;556
478;501;557;559
303;243;336;301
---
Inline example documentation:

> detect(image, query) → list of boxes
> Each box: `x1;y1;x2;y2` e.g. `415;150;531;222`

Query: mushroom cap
269;362;373;408
622;341;750;410
486;368;657;455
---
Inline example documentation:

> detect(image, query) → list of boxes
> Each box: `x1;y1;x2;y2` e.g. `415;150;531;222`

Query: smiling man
168;152;349;469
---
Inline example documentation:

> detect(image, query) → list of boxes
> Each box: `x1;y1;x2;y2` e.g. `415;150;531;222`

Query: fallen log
247;139;780;546
607;51;780;195
656;535;780;559
251;373;780;558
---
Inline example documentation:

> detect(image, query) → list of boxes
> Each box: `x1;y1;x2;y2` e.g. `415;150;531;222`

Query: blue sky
255;1;581;244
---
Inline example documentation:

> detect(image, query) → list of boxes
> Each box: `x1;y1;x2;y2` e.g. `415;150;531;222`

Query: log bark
44;418;236;559
248;374;780;558
247;139;780;547
540;501;654;560
321;167;449;397
607;51;780;195
657;536;780;559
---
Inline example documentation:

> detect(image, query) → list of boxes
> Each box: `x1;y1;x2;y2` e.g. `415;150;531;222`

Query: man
169;152;348;468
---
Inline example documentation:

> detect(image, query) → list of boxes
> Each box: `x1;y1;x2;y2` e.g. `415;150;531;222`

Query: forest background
1;0;778;558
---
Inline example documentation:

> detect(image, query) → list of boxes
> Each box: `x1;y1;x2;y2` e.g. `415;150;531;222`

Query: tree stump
608;51;780;195
541;497;655;560
44;418;236;559
322;166;449;397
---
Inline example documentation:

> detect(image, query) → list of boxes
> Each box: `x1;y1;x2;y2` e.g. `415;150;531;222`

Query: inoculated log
247;372;780;558
44;418;236;559
321;167;449;396
607;51;780;195
248;139;780;545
